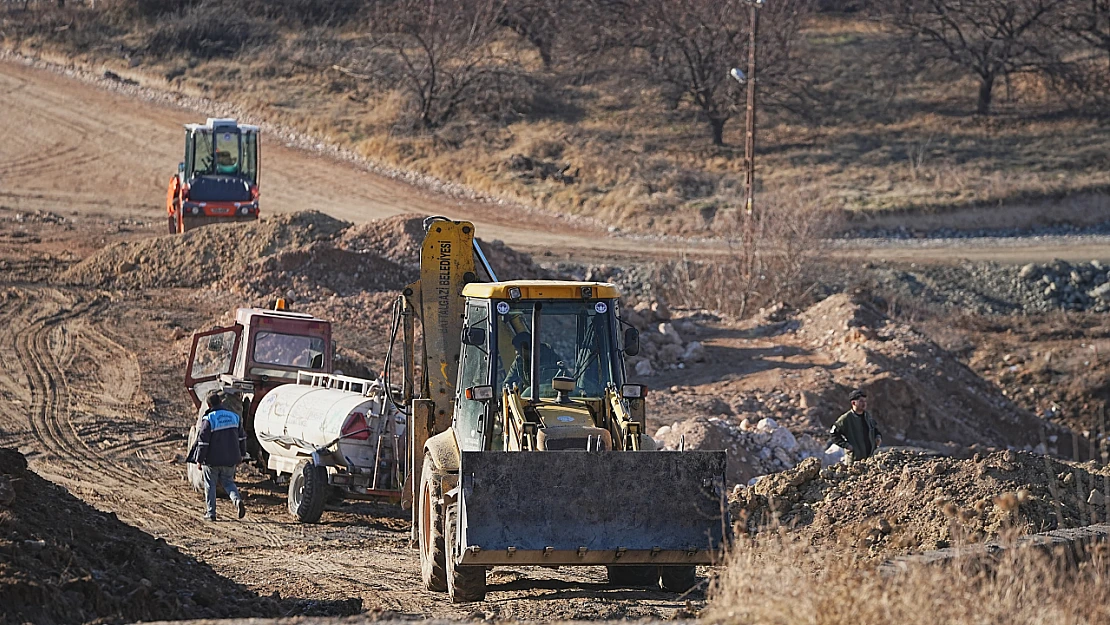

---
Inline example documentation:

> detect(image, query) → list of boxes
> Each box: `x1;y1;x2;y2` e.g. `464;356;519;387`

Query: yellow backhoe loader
389;217;728;602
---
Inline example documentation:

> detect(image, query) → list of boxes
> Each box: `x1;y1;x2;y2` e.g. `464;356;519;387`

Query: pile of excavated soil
790;292;1073;453
229;243;413;300
338;213;552;280
0;448;360;625
647;292;1083;487
60;211;349;290
730;450;1110;558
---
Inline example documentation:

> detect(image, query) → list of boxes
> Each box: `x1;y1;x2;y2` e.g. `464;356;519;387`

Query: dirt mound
654;416;830;486
793;292;1072;454
337;214;551;280
229;242;415;300
336;213;428;266
731;449;1110;558
60;211;349;289
0;448;349;624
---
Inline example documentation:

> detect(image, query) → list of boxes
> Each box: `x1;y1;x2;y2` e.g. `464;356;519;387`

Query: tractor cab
184;302;333;463
166;118;260;233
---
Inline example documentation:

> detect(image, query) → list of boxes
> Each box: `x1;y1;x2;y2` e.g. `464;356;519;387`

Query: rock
1019;263;1040;280
657;343;684;364
655;425;672;439
681;341;706;362
658;322;682;344
169;327;187;341
769;427;798;452
651;299;671;321
1087;489;1106;506
1091;283;1110;301
823;444;846;466
756;418;779;433
634;359;654;377
773;447;794;466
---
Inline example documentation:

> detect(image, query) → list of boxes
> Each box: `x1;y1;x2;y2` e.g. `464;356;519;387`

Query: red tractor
167;118;260;233
184;301;333;469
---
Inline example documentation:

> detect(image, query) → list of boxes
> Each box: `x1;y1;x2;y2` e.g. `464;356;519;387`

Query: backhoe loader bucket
456;450;728;566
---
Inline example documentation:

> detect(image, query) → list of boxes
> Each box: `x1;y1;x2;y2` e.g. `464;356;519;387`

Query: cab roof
462;280;620;300
185;117;260;133
235;307;328;325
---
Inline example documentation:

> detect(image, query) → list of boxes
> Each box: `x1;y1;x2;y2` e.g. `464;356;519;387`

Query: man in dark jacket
504;332;563;392
187;390;247;521
828;389;882;463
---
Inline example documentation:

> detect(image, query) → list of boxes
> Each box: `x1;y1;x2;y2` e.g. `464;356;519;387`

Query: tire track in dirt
2;287;287;548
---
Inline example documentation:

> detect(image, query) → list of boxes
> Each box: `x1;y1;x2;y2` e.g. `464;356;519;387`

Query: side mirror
310;353;323;369
623;327;640;356
207;336;224;352
464;385;494;401
178;162;185;173
461;327;485;346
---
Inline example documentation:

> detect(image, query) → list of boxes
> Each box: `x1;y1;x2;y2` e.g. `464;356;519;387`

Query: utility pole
730;0;764;318
744;0;761;216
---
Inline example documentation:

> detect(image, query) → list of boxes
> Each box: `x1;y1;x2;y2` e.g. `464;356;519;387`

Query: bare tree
497;0;560;68
368;0;521;129
589;0;810;146
1062;0;1110;70
882;0;1066;115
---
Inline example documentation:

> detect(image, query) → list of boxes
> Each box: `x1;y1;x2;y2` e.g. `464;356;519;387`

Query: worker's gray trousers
202;464;241;519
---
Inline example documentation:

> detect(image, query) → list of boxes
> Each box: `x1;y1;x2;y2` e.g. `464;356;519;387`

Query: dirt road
2;56;1107;265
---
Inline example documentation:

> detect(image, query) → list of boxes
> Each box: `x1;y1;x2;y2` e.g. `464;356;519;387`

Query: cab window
454;301;491;450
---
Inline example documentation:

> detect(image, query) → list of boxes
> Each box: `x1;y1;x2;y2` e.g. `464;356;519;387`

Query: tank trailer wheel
445;504;486;602
660;565;698;593
418;456;448;591
606;565;660;588
288;459;328;523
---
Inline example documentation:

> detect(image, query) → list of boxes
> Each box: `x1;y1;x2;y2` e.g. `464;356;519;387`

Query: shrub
144;1;273;60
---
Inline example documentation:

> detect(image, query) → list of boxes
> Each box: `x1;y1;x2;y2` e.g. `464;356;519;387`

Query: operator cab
453;281;645;453
181;118;259;203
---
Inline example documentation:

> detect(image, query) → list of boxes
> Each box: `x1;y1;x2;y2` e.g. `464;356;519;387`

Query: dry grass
705;530;1110;625
3;8;1109;235
653;186;843;317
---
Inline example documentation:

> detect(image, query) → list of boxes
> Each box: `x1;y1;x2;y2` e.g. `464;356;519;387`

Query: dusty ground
0;210;711;624
1;59;1109;625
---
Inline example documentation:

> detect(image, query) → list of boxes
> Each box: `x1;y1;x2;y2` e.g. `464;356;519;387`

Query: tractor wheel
418;456;447;592
606;566;659;588
445;504;486;602
168;214;178;234
660;566;698;593
288;460;328;523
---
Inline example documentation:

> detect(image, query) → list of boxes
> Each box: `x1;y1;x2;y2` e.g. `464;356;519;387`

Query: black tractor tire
288;460;329;523
606;565;659;588
445;504;486;603
660;566;698;593
418;456;448;592
168;215;178;234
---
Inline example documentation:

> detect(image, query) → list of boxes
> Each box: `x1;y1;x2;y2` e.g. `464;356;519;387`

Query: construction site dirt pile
60;211;350;290
338;213;553;280
0;448;343;625
792;292;1071;453
649;292;1080;486
730;449;1110;559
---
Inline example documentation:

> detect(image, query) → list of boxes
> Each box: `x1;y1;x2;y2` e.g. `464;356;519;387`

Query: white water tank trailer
253;372;406;522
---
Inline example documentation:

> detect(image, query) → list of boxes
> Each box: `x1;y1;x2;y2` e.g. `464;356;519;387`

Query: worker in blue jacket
187;390;247;521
